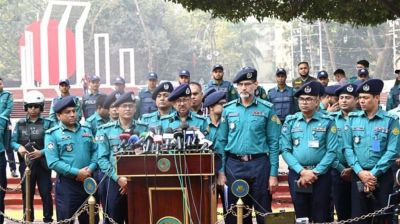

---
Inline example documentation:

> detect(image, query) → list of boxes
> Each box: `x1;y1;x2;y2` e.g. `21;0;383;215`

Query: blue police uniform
137;72;159;117
204;91;228;215
267;85;296;123
0;89;12;223
218;67;281;224
11;117;54;222
140;82;174;127
329;84;358;221
343;79;400;224
82;91;105;120
280;81;338;222
204;80;238;102
85;112;110;136
138;87;157;116
49;96;82;122
96;120;147;224
160;84;208;132
96;92;148;224
44;97;99;223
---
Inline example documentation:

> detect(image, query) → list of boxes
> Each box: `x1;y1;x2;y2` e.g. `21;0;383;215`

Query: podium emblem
231;179;249;198
83;177;97;195
157;216;181;224
157;158;171;173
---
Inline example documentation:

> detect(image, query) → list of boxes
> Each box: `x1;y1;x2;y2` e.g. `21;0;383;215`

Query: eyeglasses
27;104;41;109
298;97;316;103
176;98;190;104
119;103;135;109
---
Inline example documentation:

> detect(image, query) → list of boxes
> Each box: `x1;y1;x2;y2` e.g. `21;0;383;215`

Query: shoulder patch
193;113;206;120
322;114;335;121
45;126;60;134
223;100;236;107
348;111;361;117
257;99;273;108
385;113;399;120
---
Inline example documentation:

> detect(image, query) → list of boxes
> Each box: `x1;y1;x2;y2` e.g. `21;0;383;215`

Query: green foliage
167;0;400;26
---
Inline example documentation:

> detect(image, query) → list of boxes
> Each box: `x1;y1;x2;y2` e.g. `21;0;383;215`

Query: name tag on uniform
371;140;380;152
308;140;319;148
228;113;239;117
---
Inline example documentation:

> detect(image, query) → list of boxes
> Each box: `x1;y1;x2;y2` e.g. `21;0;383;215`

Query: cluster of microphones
116;122;213;155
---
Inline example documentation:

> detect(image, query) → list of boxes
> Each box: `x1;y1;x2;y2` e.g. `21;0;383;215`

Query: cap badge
164;84;169;90
246;73;252;79
304;86;312;94
131;94;135;100
346;85;354;92
185;88;191;95
363;84;370;92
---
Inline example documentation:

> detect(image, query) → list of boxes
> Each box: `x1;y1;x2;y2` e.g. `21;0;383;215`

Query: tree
167;0;400;26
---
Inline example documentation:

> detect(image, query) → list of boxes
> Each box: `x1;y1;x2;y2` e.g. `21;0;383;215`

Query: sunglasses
27;104;41;109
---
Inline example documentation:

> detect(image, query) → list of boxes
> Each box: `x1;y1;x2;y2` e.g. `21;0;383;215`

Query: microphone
117;132;131;151
185;127;195;149
153;126;163;152
144;128;155;153
163;128;174;150
200;139;213;151
173;129;184;151
179;122;189;150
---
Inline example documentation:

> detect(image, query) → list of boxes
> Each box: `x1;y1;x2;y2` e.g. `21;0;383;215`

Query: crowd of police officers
0;59;399;224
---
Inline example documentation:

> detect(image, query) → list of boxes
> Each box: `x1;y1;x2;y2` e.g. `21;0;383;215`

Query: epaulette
135;120;149;127
193;113;206;120
223;100;236;108
348;111;361;117
257;98;273;108
321;113;335;120
327;111;340;117
80;123;91;129
285;113;298;122
141;113;154;119
86;115;95;122
2;90;11;95
45;126;60;134
160;114;173;120
385;112;398;120
99;121;115;129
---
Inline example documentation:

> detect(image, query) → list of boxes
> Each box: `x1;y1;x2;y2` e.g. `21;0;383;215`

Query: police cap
113;92;136;108
294;81;324;97
168;84;191;101
152;82;174;100
356;79;383;95
335;84;358;97
54;96;76;113
233;67;257;83
204;91;226;108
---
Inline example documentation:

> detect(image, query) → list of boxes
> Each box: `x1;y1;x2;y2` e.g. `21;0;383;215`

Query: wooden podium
116;153;216;224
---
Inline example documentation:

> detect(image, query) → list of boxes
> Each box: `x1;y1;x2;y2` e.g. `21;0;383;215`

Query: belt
303;165;315;170
228;153;267;162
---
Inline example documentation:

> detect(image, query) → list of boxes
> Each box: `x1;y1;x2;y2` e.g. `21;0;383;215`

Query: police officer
330;84;359;221
0;77;13;221
11;90;54;222
240;66;268;100
49;79;82;122
204;91;228;215
82;75;105;119
280;81;338;222
178;69;190;85
218;67;281;224
45;96;99;223
137;72;158;117
85;94;109;135
343;79;400;224
96;92;148;224
104;91;120;122
113;76;125;96
292;62;316;90
140;82;174;127
160;84;207;132
204;64;238;102
317;70;329;87
190;82;204;115
320;85;340;113
267;68;296;124
386;69;400;111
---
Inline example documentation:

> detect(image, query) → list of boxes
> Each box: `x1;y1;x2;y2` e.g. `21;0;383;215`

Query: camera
25;141;39;153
